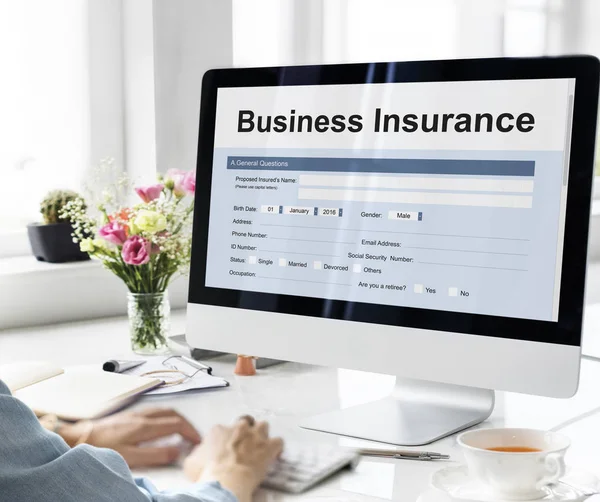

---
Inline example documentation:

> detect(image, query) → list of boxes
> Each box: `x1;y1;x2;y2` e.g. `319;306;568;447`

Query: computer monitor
187;57;599;446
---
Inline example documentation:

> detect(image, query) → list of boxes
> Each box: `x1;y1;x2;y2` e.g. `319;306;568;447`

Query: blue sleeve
136;479;238;502
0;380;237;502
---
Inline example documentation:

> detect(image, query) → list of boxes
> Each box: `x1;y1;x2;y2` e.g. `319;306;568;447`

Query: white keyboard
262;443;361;494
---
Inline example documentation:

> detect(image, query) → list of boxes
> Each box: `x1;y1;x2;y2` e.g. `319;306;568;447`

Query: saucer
431;465;594;502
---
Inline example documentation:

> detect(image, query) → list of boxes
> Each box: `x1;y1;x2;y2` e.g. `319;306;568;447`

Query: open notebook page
0;361;64;392
14;366;161;420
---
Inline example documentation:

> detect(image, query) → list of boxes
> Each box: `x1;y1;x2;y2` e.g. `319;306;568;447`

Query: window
0;1;125;258
327;0;459;63
0;1;88;255
232;0;600;181
504;0;548;56
232;0;293;67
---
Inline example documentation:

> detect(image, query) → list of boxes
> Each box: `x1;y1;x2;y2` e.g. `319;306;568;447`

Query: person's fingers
131;416;202;444
120;446;180;468
268;437;284;459
135;409;201;443
231;420;251;445
255;421;269;438
237;414;255;426
233;419;250;434
137;408;182;419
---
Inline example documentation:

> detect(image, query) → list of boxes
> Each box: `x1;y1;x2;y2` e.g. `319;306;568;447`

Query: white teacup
457;428;570;500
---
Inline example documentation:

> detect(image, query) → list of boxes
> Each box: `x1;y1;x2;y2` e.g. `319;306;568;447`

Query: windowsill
0;255;189;330
0;229;32;258
0;255;101;276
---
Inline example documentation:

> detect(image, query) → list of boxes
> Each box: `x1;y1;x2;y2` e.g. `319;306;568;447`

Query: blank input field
298;188;533;209
299;174;534;193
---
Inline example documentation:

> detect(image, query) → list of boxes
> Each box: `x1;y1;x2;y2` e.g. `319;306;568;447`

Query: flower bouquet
63;168;196;354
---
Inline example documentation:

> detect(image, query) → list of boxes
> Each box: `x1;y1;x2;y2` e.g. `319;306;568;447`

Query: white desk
2;312;600;501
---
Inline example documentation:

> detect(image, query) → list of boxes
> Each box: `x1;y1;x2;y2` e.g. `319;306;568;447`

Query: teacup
457;428;570;500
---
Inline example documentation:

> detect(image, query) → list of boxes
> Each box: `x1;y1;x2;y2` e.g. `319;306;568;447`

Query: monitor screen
203;78;575;323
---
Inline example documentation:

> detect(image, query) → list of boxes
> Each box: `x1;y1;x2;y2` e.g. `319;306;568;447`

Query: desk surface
2;312;600;501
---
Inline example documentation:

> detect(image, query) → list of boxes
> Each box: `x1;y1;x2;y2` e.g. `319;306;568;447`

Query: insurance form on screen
205;79;574;321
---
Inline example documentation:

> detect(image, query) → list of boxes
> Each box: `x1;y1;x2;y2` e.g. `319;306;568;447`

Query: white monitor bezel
187;303;581;397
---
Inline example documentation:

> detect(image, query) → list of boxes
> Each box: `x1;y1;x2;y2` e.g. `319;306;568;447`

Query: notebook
0;361;161;421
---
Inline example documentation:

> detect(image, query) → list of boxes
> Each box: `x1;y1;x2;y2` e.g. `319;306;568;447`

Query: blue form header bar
227;156;535;176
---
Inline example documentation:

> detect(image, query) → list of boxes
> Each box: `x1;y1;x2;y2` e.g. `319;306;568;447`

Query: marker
102;359;146;373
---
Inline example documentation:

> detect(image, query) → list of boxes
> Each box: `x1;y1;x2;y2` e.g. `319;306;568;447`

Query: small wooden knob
234;355;256;376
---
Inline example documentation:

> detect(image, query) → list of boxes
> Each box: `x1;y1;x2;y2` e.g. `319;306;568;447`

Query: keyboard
262;442;361;494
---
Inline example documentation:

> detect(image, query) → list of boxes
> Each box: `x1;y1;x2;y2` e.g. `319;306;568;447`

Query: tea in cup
457;428;570;500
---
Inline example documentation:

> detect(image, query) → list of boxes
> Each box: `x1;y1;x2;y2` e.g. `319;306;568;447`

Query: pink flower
165;168;195;196
135;184;164;203
121;236;151;265
98;221;128;245
165;168;186;196
181;171;195;194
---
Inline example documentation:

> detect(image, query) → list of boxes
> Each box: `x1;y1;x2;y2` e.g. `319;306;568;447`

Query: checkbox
313;261;322;270
414;284;424;294
279;258;287;267
448;287;458;297
248;256;257;265
353;264;361;273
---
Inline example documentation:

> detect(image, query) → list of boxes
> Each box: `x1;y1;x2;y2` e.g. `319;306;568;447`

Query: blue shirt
0;380;237;502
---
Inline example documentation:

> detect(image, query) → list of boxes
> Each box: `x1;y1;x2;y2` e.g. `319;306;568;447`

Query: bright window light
232;0;292;67
343;0;458;62
504;10;547;56
0;0;88;230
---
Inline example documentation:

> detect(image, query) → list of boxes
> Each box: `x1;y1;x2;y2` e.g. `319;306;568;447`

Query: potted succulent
27;189;90;263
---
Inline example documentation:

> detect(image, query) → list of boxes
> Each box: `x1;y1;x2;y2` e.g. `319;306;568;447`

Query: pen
180;355;213;375
359;448;450;461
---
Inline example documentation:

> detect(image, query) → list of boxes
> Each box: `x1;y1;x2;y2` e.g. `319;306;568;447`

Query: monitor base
300;378;495;446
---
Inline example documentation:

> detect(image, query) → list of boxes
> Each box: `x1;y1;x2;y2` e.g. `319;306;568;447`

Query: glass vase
127;292;170;355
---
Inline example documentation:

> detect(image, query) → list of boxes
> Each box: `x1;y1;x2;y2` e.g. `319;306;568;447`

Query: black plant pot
27;222;90;263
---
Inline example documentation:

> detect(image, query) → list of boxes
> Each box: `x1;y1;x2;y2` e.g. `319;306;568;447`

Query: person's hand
61;408;201;468
183;416;283;502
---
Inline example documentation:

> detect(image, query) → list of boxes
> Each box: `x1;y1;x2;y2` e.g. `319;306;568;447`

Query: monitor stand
300;377;495;446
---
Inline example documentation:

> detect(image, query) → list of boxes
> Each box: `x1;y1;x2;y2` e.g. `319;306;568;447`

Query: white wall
87;0;125;177
579;0;600;55
153;0;233;175
122;0;233;178
456;0;504;57
122;0;158;184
